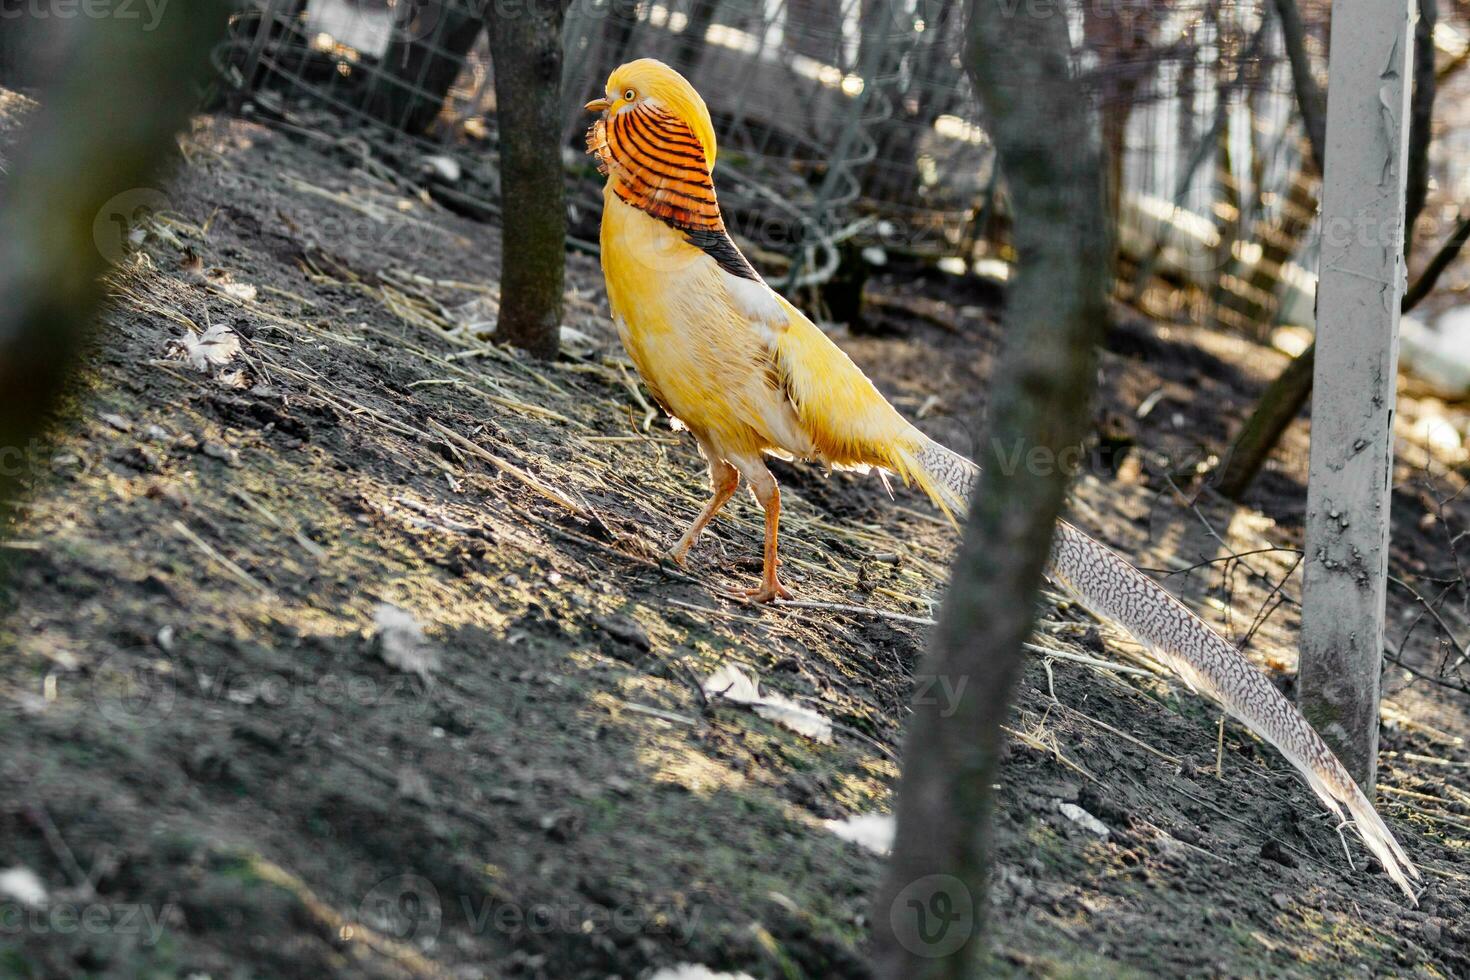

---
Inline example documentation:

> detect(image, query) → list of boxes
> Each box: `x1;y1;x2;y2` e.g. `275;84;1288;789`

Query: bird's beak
585;97;612;113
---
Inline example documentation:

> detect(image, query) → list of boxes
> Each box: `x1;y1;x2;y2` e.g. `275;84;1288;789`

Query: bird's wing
717;275;960;509
768;296;918;464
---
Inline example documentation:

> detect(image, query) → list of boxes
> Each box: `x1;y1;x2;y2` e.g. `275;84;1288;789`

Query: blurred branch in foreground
871;1;1111;976
0;5;227;514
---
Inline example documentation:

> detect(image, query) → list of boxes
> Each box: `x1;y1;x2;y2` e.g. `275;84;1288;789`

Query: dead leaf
173;322;241;372
372;603;438;682
702;664;833;743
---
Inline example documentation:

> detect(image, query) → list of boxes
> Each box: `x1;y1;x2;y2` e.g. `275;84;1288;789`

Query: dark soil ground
3;102;1470;978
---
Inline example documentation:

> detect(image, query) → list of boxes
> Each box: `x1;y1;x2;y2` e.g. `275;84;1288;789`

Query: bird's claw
734;580;793;604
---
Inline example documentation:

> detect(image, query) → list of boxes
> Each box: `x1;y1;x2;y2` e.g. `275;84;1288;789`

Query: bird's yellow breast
600;188;808;458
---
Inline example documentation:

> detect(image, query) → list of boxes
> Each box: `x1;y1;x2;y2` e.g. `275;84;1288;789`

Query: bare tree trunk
871;2;1110;976
1405;0;1437;258
1273;0;1326;174
361;1;485;134
0;4;227;513
485;0;566;359
1298;0;1414;791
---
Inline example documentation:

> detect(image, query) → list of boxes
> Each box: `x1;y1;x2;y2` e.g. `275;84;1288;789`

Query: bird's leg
667;456;739;566
735;465;792;603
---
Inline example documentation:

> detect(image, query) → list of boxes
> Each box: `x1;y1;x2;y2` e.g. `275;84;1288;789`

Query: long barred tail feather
910;435;1420;902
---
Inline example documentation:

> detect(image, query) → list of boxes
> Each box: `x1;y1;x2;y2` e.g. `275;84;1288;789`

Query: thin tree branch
1404;0;1438;256
1273;0;1327;173
1402;212;1470;312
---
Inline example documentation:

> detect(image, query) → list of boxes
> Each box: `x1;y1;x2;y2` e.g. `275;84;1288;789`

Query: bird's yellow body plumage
600;188;928;476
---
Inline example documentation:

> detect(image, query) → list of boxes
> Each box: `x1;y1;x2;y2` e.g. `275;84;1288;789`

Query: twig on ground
23;804;94;897
171;519;275;598
1390;575;1470;669
772;598;937;627
428;417;588;516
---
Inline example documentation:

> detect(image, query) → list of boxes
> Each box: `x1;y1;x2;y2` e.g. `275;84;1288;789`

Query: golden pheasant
585;58;1418;900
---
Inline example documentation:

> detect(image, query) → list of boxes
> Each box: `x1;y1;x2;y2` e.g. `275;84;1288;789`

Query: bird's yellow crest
589;58;718;170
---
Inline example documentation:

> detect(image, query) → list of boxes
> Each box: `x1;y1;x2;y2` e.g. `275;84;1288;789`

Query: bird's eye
623;88;637;102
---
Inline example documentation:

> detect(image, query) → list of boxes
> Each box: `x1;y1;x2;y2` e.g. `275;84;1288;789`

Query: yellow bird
585;59;967;602
585;58;1419;900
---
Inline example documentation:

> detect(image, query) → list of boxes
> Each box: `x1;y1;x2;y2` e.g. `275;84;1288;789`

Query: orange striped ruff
587;102;725;234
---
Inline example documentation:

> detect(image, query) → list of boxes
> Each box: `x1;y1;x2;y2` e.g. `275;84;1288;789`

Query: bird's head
585;58;717;170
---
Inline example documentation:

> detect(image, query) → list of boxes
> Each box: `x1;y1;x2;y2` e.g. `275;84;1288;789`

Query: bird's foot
662;546;690;569
734;578;793;604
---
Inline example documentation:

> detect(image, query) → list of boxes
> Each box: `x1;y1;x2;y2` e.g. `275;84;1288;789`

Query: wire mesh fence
211;0;1450;335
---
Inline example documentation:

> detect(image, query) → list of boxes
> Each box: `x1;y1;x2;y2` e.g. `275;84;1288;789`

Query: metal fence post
1298;0;1415;793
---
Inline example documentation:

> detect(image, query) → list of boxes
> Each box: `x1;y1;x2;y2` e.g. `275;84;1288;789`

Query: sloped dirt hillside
2;109;1469;978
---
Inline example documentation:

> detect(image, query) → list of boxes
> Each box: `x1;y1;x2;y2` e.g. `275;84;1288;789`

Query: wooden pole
1298;0;1415;793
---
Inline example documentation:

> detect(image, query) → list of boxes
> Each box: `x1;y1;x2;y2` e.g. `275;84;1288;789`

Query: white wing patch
721;270;788;347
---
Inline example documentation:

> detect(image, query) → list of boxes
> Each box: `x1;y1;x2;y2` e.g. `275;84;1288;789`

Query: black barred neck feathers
588;100;723;235
586;58;758;281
